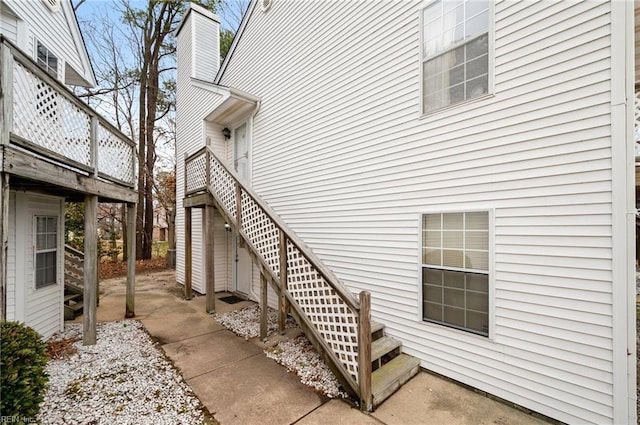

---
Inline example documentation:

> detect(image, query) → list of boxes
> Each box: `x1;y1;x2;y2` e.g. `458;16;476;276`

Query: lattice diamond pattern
13;62;91;166
241;191;280;276
287;241;359;382
186;153;207;193
98;125;135;184
210;157;237;218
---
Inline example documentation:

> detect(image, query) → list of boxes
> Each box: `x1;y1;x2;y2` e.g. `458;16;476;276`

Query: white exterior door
233;122;252;295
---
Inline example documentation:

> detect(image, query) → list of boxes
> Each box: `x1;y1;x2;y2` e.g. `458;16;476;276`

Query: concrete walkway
77;271;551;425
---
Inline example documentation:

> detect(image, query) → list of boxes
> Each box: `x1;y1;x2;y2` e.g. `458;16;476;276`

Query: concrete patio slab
295;400;382;425
372;372;547;425
162;329;263;379
142;314;223;345
188;353;323;425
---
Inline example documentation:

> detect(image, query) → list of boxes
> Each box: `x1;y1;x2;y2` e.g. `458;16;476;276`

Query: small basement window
421;211;489;336
35;216;58;289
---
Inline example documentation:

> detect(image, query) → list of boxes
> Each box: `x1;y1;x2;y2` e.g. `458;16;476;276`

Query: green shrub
0;321;49;419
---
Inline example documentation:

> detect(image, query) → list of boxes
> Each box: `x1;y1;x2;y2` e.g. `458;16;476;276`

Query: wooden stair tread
66;301;84;312
371;321;385;335
371;336;402;361
371;354;420;406
64;294;81;303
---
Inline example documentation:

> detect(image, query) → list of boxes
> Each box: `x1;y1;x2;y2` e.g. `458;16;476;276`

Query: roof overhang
205;86;260;126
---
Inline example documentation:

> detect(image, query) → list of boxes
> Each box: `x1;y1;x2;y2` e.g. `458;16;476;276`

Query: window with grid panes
422;211;489;336
422;0;490;113
35;216;58;289
36;41;58;78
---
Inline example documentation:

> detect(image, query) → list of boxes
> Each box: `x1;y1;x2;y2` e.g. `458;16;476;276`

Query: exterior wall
176;9;225;293
215;1;630;423
3;0;83;83
9;191;64;339
6;192;16;321
1;3;18;44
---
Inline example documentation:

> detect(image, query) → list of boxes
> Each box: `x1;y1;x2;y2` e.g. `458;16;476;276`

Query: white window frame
419;208;495;339
419;0;495;116
34;215;59;290
36;40;58;79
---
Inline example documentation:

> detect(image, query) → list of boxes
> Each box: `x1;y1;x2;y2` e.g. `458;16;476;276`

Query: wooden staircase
370;321;421;407
184;144;421;410
63;245;84;320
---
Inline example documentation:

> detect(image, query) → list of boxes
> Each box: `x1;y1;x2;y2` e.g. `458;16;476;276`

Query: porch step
371;353;421;407
371;336;402;368
64;301;83;321
371;320;385;340
64;294;81;303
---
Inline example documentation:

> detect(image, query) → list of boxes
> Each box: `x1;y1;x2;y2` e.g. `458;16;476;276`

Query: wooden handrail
205;146;360;310
187;144;374;405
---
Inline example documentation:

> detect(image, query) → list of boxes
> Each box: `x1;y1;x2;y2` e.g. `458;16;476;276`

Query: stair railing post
278;230;288;333
259;266;268;341
235;183;242;248
205;145;211;188
358;291;372;412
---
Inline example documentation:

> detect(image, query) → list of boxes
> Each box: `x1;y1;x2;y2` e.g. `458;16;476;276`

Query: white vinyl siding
2;0;88;85
6;192;17;321
8;192;63;339
1;6;19;44
176;12;226;293
215;1;619;423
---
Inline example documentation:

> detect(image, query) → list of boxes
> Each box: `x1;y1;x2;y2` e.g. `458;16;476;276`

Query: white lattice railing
184;145;372;406
2;38;135;187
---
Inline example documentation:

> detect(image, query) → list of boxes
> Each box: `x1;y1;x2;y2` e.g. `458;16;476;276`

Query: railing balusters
2;37;135;187
186;145;367;400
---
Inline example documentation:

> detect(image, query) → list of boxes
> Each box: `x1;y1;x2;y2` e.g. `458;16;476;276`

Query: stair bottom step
371;354;420;407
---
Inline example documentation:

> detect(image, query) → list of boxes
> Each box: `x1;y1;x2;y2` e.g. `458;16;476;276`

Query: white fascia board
61;0;96;87
215;0;258;84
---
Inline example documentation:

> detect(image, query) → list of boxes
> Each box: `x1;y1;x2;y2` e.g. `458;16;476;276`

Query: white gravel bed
213;305;294;340
215;306;346;398
265;336;348;399
39;321;207;425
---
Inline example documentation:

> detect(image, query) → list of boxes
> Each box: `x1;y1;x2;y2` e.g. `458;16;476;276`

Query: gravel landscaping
40;321;211;425
214;305;348;399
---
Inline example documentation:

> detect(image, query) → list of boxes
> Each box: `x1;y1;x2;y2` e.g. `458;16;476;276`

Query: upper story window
36;40;58;79
422;0;491;114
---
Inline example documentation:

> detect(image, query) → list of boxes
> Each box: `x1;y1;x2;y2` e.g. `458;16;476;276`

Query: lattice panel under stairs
186;153;207;193
210;157;237;218
13;62;91;166
286;240;360;382
98;124;135;184
240;191;281;276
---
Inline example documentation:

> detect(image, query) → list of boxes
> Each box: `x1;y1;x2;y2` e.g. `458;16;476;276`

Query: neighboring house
175;2;637;424
0;0;137;342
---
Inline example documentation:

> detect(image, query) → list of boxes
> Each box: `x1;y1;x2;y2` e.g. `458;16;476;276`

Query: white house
0;0;137;343
175;1;637;423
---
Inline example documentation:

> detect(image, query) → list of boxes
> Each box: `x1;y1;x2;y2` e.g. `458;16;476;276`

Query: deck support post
0;173;9;321
260;269;268;341
358;291;372;412
184;206;192;300
125;202;136;318
83;194;98;346
205;204;215;313
278;231;288;332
